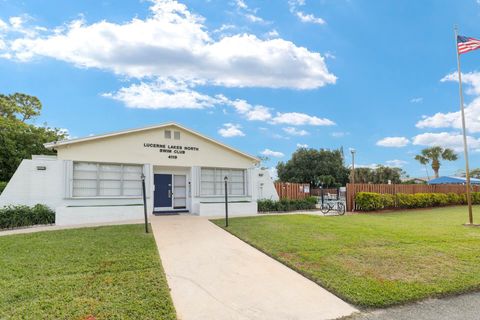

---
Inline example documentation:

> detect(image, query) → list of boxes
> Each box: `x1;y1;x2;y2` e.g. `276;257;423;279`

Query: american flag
457;35;480;54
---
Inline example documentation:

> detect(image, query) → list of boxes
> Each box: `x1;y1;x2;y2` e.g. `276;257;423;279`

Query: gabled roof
44;122;259;162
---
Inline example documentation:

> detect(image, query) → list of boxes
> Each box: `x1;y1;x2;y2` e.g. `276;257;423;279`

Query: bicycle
320;200;345;215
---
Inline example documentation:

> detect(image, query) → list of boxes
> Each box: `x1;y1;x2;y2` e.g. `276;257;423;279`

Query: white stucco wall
198;201;258;216
55;205;146;226
254;168;279;201
0;156;64;208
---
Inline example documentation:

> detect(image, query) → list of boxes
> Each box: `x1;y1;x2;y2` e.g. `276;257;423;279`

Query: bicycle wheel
337;203;345;215
320;203;330;214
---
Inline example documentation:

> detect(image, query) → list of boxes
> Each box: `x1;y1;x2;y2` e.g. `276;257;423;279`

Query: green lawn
0;224;176;320
213;206;480;308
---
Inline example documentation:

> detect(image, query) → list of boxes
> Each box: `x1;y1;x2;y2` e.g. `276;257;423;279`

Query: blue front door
154;174;172;208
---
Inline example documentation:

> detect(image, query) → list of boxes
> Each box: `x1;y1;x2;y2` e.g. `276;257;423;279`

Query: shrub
355;192;384;211
0;204;55;230
396;193;415;209
471;192;480;204
257;199;277;212
382;194;396;209
305;196;318;205
0;181;6;195
258;197;317;212
355;191;478;212
32;204;56;225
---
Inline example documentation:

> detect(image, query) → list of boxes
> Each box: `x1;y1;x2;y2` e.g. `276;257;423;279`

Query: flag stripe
457;35;480;54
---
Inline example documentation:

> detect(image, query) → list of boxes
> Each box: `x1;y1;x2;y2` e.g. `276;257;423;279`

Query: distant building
400;177;428;184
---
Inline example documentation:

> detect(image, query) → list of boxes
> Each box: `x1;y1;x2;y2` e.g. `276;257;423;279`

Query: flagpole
454;26;474;225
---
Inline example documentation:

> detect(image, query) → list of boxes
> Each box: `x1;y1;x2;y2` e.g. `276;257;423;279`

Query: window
200;167;246;196
174;131;180;140
72;162;143;197
164;130;171;139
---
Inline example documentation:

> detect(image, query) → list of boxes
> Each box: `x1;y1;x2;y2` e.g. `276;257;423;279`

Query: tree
0;93;66;181
0;93;42;121
352;166;405;184
276;148;349;187
255;155;270;169
455;168;480;179
414;146;458;179
470;168;480;179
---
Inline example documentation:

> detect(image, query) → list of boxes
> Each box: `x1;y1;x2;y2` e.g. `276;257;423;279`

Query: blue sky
1;0;480;179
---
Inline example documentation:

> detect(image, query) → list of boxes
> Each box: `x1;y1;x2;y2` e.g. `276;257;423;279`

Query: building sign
143;143;200;159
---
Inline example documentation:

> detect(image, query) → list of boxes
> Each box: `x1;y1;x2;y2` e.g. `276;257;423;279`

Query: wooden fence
274;182;311;199
346;183;480;211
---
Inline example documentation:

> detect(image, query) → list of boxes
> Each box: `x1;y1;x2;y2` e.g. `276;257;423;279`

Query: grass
212;206;480;308
0;224;176;320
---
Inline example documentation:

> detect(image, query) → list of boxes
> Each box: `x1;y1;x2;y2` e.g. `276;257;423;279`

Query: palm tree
414;146;458;179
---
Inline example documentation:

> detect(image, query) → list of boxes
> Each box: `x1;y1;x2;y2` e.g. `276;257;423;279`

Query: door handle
168;190;171;198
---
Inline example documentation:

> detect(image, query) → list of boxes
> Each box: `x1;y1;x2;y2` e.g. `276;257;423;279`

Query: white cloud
289;0;306;6
261;148;284;157
412;132;480;152
271;112;335;126
416;97;480;133
0;19;8;30
225;98;272;121
0;15;38;38
324;52;335;59
101;81;333;129
266;29;279;38
356;161;407;169
385;159;408;168
410;97;423;103
288;0;325;25
1;0;335;90
213;24;235;34
244;105;271;121
103;79;220;109
295;11;325;25
418;72;480;133
58;128;72;139
283;127;309;136
331;131;348;138
376;136;410;148
441;71;480;95
355;163;379;169
245;14;265;23
233;0;268;24
9;17;23;29
296;143;309;148
235;0;248;9
218;123;245;137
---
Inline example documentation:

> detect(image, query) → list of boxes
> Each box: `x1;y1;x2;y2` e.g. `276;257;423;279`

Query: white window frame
71;161;144;198
200;167;247;197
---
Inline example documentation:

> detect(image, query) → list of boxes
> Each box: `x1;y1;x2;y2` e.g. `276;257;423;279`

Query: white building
0;123;278;225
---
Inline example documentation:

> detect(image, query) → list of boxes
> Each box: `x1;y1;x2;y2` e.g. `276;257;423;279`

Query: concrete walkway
151;215;357;320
